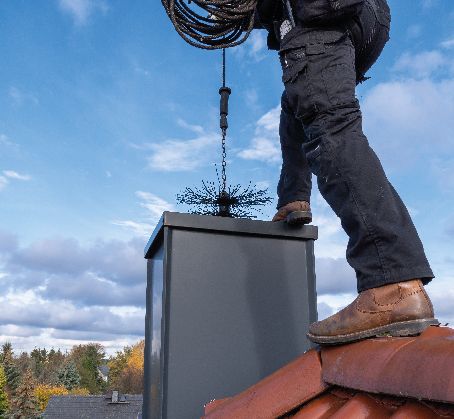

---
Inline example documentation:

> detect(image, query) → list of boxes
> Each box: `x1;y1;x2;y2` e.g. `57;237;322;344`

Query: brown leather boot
272;201;312;225
307;279;439;345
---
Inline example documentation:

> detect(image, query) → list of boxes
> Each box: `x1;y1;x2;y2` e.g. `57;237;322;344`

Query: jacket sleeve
296;0;365;25
254;0;283;29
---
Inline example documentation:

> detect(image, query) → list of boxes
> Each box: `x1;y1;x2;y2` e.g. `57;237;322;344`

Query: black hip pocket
280;48;308;83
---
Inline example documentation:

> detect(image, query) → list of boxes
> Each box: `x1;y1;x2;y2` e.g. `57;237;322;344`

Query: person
254;0;438;344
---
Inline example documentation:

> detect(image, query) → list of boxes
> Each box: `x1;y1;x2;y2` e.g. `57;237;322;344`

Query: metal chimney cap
111;390;119;403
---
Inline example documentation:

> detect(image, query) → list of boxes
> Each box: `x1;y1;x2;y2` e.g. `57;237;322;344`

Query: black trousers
276;0;434;291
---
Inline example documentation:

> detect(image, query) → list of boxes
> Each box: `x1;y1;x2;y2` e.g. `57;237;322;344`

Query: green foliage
29;347;65;384
8;369;38;419
0;365;9;418
57;362;80;391
0;343;20;391
108;341;144;394
70;344;106;394
0;344;13;365
0;339;145;403
30;348;47;382
107;346;132;389
2;362;20;392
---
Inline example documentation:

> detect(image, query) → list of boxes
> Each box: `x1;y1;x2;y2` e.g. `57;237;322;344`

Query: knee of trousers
303;106;365;179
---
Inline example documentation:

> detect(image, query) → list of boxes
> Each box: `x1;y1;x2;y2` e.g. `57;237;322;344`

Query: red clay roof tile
290;392;347;418
328;393;393;419
203;349;328;419
204;398;231;415
202;326;454;418
321;326;454;404
388;401;439;419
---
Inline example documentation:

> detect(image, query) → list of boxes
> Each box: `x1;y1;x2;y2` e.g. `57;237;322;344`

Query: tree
0;344;20;392
57;362;80;390
0;365;8;418
107;346;132;389
15;353;30;377
0;344;13;364
46;349;66;384
30;349;47;383
33;385;89;413
29;348;66;385
8;369;38;419
69;344;106;394
108;341;144;394
33;385;68;412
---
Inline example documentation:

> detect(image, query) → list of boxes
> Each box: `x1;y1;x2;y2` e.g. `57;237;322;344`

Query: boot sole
307;318;440;345
286;211;312;225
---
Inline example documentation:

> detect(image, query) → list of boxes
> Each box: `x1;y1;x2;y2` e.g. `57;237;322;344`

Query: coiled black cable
162;0;258;49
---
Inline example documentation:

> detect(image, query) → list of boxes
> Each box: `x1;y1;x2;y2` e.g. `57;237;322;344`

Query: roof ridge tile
321;326;454;404
203;349;328;418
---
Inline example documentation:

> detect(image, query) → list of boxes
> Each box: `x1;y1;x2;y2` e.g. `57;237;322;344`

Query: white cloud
249;31;267;59
0;134;13;147
0;177;8;191
0;170;32;192
393;50;447;79
176;118;204;135
421;0;439;9
9;86;38;106
256;105;280;132
317;301;334;321
232;30;267;62
3;170;31;181
441;38;454;50
238;137;281;163
58;0;108;25
317;293;356;314
111;220;153;237
0;289;143;354
238;105;281;164
113;191;175;236
0;231;147;351
362;78;454;170
136;191;175;220
316;257;356;295
147;129;218;171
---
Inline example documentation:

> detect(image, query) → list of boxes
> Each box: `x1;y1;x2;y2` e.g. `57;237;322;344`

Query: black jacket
296;0;365;24
255;0;365;49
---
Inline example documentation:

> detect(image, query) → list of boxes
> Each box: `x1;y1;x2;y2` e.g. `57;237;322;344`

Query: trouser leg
280;29;433;292
277;91;312;209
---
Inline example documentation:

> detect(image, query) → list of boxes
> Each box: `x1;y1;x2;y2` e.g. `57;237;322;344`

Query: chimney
142;212;318;419
111;390;119;403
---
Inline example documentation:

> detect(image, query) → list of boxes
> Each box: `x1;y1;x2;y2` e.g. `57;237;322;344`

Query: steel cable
162;0;258;49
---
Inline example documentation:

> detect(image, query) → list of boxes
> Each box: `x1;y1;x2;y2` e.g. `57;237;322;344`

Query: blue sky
0;0;453;353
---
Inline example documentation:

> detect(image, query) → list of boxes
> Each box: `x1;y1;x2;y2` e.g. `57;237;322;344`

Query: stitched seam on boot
356;307;393;314
355;297;392;314
372;288;424;307
398;288;423;300
372;294;403;307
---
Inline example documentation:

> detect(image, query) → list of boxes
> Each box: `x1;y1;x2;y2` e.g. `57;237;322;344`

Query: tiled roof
203;326;454;418
43;394;142;419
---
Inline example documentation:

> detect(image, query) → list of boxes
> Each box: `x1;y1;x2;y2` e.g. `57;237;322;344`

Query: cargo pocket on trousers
321;62;356;107
281;48;308;84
